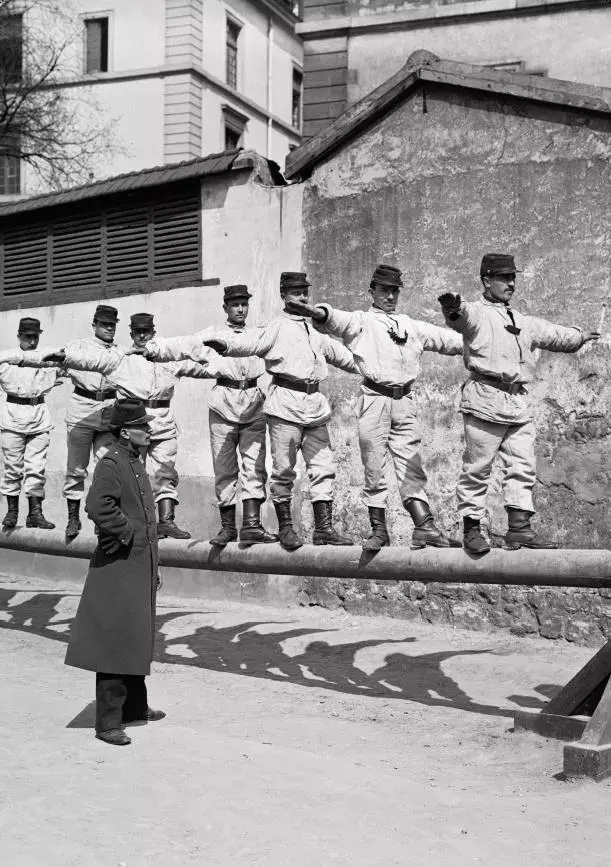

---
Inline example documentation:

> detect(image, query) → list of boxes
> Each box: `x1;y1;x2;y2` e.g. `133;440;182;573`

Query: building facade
0;0;304;197
298;0;610;139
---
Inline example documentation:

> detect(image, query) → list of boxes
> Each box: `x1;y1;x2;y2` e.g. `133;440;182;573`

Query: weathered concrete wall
299;83;611;642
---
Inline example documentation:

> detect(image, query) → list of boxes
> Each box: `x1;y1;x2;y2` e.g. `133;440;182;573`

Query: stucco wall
299;83;611;643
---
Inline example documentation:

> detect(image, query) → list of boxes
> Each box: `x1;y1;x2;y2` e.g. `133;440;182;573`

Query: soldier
200;272;360;550
0;317;62;531
64;398;164;747
41;312;211;540
286;264;464;551
132;285;276;547
438;253;600;554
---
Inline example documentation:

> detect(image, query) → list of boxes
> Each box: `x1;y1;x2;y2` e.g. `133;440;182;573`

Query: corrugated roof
285;50;611;180
0;149;272;219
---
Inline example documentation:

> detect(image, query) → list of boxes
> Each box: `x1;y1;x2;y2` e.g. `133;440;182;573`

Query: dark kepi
480;253;522;276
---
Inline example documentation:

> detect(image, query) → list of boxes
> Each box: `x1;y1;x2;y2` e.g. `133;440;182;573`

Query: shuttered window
0;181;202;309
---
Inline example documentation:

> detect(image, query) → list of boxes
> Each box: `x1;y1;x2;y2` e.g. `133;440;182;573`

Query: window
225;18;241;90
0;133;21;196
84;17;109;74
224;126;242;151
292;68;303;130
222;104;248;152
0;13;23;84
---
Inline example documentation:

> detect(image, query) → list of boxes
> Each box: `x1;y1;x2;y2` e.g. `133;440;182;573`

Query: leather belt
470;373;526;396
6;394;45;406
272;374;319;395
362;378;413;399
142;399;171;408
216;377;258;391
73;386;117;401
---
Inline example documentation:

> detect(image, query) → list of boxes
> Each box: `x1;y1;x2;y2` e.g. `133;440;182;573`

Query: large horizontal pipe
0;528;610;588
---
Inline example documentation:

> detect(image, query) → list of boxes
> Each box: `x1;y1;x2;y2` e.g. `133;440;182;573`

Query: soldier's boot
210;505;238;547
239;498;278;545
65;499;82;539
273;501;303;551
156;498;191;540
505;507;557;549
362;507;390;552
463;516;490;555
2;495;19;530
404;498;462;549
312;500;353;546
25;496;55;530
96;729;131;746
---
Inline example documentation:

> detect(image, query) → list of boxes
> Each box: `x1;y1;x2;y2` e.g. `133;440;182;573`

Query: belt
470;373;526;396
6;394;45;406
73;386;117;401
272;375;320;395
142;399;171;408
362;378;413;399
216;377;258;391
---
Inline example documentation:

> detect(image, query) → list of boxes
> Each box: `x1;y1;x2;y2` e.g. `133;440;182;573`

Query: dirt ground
1;573;609;867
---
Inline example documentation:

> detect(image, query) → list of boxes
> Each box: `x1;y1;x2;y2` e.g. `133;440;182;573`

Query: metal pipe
1;529;610;588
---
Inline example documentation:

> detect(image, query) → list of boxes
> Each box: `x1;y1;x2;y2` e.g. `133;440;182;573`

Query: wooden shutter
106;202;149;284
1;222;48;297
52;210;102;294
153;190;200;279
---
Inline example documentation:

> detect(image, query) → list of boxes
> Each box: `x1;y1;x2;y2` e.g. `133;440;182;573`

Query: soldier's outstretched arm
59;341;123;376
322;335;360;374
529;317;600;353
206;321;279;359
175;359;215;379
0;348;62;367
415;321;464;356
437;294;481;338
129;332;213;363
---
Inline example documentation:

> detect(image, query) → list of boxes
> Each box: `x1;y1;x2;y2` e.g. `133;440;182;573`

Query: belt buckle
28;397;37;406
306;382;317;395
238;379;248;390
392;385;403;400
96;390;107;401
508;383;522;396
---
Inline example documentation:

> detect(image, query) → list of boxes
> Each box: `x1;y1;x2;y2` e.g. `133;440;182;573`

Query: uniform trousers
0;429;51;498
146;437;179;503
95;672;148;733
267;415;334;503
457;414;536;519
357;392;428;509
209;410;267;507
63;425;113;500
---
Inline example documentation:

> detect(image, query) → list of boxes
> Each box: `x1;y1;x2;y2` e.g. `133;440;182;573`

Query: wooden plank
580;677;611;747
545;641;611;716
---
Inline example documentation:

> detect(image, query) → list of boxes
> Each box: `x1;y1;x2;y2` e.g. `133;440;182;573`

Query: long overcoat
65;440;159;675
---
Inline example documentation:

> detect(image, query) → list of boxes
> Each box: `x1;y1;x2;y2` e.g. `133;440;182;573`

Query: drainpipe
266;16;273;160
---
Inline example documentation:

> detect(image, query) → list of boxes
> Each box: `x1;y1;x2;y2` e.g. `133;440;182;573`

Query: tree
0;0;123;193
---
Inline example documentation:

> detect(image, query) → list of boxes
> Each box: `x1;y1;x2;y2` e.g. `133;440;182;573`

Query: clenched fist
438;293;462;311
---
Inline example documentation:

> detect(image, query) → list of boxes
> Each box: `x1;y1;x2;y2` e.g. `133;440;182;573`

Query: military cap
130;312;155;329
370;264;403;288
94;304;119;323
18;317;42;334
110;398;153;428
480;254;522;276
224;284;252;302
280;272;310;292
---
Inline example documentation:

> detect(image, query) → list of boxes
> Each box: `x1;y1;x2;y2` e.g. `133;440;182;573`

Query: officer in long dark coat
65;398;165;746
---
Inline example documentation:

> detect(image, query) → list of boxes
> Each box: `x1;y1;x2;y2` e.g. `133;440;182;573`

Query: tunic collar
281;310;306;322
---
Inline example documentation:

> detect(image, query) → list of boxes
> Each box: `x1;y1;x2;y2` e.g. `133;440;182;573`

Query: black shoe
404;499;461;549
463;517;490;555
124;708;166;724
2;495;19;530
239;498;278;545
65;499;81;539
312;500;353;546
96;729;131;746
362;507;390;552
157;498;191;540
505;508;556;549
273;501;303;551
210;505;238;547
25;496;55;530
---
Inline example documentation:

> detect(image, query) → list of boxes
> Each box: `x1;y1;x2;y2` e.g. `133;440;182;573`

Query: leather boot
26;496;55;530
210;505;237;547
2;495;19;530
312;500;353;546
157;498;191;540
505;507;557;549
463;516;490;555
273;501;303;551
239;498;277;545
65;499;81;539
362;507;390;552
404;498;461;549
96;729;131;746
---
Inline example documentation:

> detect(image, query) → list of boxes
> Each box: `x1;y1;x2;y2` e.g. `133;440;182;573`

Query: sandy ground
1;574;610;867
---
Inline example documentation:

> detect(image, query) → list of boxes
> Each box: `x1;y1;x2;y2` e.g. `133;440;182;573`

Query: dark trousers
95;673;148;733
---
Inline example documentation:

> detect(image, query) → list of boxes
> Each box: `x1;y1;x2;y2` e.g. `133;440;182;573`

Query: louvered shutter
52;210;102;293
1;222;48;297
106;202;149;284
153;188;200;279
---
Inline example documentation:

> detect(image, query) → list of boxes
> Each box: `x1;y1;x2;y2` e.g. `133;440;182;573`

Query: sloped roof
285;50;611;180
0;149;274;219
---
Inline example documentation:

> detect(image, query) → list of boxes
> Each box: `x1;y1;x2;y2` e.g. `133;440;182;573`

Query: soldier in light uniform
0;318;62;531
200;272;360;550
133;285;276;548
438;253;600;554
287;264;464;551
40;313;211;540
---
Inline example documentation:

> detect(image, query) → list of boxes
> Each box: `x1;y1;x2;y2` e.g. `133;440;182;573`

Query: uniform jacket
317;304;463;393
64;440;159;676
443;296;587;424
0;358;62;434
145;323;265;425
62;341;209;441
219;311;359;426
65;337;121;432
